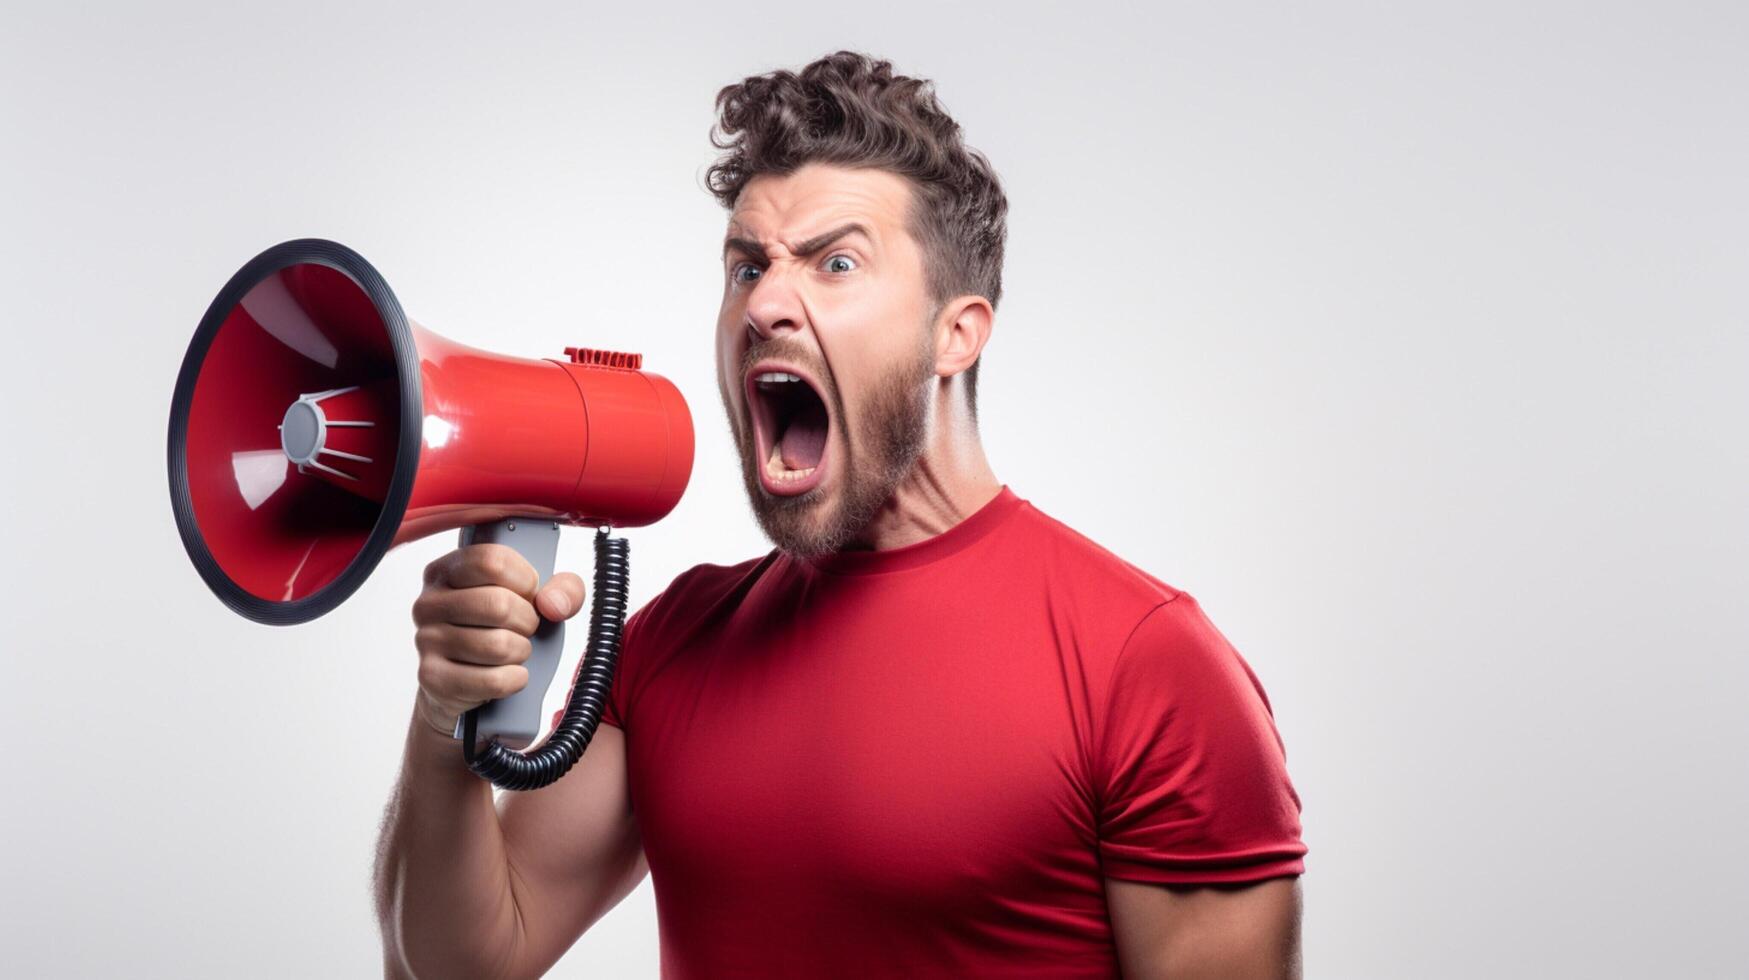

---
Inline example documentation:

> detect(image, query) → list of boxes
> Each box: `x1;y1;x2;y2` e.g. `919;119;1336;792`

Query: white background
2;2;1745;977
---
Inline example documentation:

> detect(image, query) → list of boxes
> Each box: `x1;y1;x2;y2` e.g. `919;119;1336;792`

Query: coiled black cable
461;526;629;791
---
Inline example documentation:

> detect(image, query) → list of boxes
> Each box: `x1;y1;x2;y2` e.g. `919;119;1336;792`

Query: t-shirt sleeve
1095;594;1307;885
597;649;627;731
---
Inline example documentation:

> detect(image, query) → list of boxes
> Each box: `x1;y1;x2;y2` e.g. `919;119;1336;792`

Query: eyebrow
722;222;873;262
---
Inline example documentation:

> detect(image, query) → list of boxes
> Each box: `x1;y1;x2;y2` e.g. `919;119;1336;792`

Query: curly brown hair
705;50;1008;414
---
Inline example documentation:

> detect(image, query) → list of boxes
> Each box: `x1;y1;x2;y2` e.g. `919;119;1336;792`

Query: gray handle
452;517;565;750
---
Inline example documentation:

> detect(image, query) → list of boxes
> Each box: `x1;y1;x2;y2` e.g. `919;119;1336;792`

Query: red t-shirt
562;485;1306;977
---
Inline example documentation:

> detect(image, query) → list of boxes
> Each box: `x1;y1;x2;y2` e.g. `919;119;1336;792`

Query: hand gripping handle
453;517;565;750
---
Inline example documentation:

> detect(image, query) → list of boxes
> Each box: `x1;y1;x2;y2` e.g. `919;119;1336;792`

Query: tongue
778;398;828;470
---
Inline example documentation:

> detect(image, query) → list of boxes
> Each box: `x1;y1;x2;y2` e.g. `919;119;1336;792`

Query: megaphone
167;239;694;789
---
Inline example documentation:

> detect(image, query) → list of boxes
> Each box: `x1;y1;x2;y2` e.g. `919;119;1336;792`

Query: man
376;51;1307;978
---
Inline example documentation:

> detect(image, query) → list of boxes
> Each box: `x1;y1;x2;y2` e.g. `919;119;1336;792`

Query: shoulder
987;496;1216;705
1115;594;1259;691
1100;592;1284;758
628;550;779;641
1004;497;1266;709
1005;495;1184;620
661;552;773;600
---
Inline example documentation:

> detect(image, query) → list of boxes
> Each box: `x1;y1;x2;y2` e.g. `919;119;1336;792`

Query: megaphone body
168;240;693;786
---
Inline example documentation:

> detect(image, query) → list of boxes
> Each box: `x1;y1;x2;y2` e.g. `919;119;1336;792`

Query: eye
731;262;762;284
822;253;857;274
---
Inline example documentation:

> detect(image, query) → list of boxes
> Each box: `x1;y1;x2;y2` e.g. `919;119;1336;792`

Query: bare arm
373;544;648;979
1105;876;1303;980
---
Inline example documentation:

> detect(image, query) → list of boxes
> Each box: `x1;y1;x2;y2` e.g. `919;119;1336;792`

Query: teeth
754;371;803;384
764;440;818;483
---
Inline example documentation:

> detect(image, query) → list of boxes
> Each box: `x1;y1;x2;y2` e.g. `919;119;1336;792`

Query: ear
933;295;994;380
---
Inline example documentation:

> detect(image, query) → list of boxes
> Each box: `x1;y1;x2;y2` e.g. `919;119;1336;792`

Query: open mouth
746;364;831;496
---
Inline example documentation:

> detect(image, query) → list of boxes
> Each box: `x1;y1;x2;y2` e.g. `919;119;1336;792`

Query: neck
847;382;1001;551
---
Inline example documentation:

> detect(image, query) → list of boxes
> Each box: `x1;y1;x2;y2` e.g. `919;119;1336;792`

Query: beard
722;329;934;559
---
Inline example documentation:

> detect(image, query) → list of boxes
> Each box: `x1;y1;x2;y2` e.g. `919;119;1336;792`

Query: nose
744;263;806;342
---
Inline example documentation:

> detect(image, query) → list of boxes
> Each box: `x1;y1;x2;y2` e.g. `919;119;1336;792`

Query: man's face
717;163;939;557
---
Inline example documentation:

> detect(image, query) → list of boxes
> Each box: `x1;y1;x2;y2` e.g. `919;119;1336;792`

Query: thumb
535;571;586;622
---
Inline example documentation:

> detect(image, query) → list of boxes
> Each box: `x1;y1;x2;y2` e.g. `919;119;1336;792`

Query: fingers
423;543;541;599
412;585;540;636
536;571;586;622
416;652;530;712
414;622;534;667
413;543;574;727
